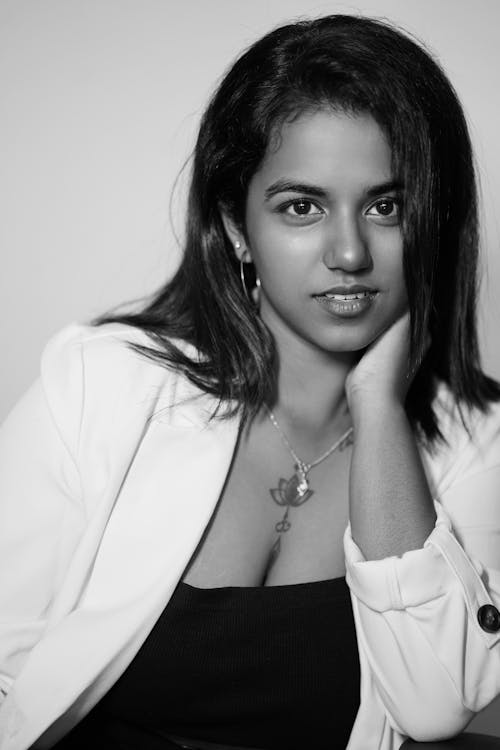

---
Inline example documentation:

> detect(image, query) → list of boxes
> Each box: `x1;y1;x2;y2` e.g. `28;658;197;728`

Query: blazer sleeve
344;402;500;742
0;326;87;703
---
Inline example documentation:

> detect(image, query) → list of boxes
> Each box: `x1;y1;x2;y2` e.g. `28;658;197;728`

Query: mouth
313;286;378;318
321;290;374;301
315;284;378;298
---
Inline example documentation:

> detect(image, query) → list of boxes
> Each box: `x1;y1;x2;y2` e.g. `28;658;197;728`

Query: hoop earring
238;249;260;307
252;275;261;307
239;253;250;301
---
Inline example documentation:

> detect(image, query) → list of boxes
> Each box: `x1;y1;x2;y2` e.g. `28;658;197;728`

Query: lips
314;285;378;300
313;285;378;318
323;290;373;301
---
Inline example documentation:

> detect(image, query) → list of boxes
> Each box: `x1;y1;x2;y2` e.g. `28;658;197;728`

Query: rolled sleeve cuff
344;501;500;648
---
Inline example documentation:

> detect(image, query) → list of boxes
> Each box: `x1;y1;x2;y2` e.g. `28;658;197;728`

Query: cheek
248;217;320;272
387;259;408;313
247;229;296;280
393;250;407;296
370;236;407;312
374;233;404;283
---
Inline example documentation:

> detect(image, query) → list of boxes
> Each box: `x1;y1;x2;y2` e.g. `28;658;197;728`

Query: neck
265;321;357;439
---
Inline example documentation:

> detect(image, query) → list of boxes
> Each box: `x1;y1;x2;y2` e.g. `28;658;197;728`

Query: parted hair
97;14;499;441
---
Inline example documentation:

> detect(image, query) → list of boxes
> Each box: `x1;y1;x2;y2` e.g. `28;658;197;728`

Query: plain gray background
1;0;499;737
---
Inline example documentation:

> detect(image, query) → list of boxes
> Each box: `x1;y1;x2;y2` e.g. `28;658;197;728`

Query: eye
365;198;400;224
279;199;324;220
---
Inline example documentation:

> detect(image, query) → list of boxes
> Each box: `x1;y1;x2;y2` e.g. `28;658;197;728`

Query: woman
1;13;500;750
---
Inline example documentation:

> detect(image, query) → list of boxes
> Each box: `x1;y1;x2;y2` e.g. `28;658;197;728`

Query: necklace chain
265;406;353;475
264;405;354;575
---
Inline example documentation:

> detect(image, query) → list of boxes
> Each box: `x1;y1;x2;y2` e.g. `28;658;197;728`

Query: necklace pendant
296;472;309;497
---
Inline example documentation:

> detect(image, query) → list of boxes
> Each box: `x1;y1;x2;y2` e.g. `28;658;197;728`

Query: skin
222;109;436;560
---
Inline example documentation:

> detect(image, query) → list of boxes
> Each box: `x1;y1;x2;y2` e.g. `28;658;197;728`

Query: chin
313;325;384;355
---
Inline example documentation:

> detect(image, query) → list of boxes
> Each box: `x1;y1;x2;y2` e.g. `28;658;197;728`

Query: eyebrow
264;180;327;200
264;179;404;201
365;180;404;198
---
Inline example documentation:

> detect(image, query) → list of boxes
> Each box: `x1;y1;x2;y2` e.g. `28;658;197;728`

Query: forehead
253;109;393;192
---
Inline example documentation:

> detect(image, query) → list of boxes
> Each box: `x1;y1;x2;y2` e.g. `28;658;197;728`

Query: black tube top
55;577;360;749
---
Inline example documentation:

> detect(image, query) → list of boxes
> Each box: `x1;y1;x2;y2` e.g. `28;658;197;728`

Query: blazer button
477;604;500;633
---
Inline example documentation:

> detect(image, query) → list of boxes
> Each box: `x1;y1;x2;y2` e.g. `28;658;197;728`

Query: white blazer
1;323;500;750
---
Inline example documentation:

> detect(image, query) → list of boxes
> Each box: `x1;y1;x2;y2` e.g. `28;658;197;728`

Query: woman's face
236;109;407;356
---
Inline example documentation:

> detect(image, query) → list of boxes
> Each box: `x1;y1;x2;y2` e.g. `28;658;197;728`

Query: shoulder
42;320;170;373
421;383;500;498
42;320;197;384
39;322;201;445
42;321;170;398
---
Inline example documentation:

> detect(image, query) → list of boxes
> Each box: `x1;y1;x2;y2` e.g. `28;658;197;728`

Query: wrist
348;392;406;427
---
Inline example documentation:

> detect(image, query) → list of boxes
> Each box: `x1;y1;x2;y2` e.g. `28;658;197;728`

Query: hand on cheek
345;312;415;419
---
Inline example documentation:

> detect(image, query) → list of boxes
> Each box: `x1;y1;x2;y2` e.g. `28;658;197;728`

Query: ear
219;206;250;262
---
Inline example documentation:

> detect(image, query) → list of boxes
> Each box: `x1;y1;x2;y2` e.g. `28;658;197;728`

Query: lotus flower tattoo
270;472;314;509
269;468;313;535
266;431;353;573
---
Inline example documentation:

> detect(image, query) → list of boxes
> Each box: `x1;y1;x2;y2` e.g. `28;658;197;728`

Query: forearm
349;400;436;560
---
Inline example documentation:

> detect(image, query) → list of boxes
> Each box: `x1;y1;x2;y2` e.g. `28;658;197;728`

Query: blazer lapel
1;396;240;750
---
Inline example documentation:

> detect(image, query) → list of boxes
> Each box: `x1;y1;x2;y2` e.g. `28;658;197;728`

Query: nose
322;213;371;272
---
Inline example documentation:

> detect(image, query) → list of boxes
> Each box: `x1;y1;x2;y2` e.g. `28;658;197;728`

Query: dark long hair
97;14;499;441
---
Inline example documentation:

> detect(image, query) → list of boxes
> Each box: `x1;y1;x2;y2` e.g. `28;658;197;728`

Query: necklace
265;406;354;566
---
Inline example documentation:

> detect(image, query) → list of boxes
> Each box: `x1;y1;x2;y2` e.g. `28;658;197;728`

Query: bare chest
182;422;353;588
